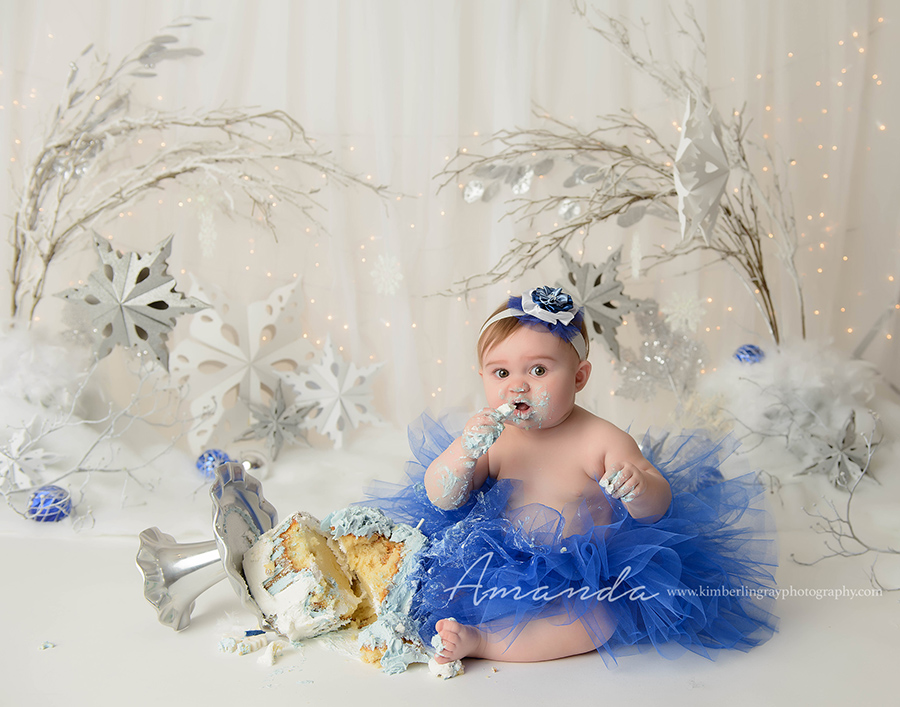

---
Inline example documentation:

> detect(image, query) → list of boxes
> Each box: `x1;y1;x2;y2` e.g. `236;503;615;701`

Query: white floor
3;408;899;706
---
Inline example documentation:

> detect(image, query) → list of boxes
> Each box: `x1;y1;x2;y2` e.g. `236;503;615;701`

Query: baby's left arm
597;432;671;523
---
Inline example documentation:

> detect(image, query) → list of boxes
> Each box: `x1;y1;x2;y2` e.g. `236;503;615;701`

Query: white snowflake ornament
673;95;730;244
371;254;404;296
284;337;383;448
660;292;706;333
169;279;314;453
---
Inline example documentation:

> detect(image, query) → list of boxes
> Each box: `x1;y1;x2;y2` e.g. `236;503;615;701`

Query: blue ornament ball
196;449;232;479
733;344;766;364
27;485;72;523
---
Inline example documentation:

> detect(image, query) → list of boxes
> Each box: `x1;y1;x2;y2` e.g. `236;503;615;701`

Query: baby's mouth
512;400;532;416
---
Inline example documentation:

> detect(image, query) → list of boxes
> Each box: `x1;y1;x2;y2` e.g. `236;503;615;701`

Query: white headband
478;287;588;361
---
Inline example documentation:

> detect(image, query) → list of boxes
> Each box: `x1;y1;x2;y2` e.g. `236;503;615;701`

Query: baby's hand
461;404;514;460
599;462;649;503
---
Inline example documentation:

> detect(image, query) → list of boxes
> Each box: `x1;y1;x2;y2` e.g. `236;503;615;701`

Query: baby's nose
509;380;530;393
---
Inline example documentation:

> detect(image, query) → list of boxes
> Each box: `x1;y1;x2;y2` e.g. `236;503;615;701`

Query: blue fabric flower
531;286;574;314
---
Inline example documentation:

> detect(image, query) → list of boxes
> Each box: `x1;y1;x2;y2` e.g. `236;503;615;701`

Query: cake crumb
428;657;464;679
218;630;268;655
258;639;289;666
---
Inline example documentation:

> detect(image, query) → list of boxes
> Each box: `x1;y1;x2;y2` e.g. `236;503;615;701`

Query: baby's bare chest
491;439;600;507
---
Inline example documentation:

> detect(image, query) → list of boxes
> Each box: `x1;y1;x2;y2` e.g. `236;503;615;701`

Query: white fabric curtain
1;0;897;441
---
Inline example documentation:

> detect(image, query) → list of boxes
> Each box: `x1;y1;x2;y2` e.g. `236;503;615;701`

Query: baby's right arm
424;405;513;510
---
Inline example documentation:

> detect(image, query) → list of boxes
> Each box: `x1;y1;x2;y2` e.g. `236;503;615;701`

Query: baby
424;286;672;663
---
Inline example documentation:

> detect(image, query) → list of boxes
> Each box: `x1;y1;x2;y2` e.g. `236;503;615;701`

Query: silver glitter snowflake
616;301;707;402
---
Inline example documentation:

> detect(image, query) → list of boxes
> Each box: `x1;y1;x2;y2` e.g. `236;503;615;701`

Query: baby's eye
530;365;547;376
495;369;509;379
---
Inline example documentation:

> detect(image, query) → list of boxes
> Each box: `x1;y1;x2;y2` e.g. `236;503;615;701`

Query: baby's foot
434;618;485;664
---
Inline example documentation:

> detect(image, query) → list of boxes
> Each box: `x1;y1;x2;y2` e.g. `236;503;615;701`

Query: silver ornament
239;449;270;480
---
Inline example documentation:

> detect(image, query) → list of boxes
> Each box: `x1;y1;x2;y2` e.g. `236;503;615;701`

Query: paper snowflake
283;337;382;448
56;234;208;369
169;279;315;453
0;418;59;492
660;292;706;333
236;381;311;460
801;411;874;490
558;248;640;360
371;254;404;296
673;96;730;243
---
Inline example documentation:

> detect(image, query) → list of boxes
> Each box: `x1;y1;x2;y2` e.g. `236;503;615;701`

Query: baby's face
479;326;585;430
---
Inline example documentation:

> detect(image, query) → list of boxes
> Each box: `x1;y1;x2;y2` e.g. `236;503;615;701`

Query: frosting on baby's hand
461;405;515;459
600;464;642;503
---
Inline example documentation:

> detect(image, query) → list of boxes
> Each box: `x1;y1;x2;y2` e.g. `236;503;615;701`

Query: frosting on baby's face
479;325;588;431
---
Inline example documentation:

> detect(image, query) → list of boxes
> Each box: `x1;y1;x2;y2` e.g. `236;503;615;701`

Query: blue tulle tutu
364;411;778;664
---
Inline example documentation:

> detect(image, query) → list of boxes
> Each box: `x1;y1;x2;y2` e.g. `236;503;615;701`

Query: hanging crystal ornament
463;181;485;203
558;198;582;221
510;167;534;195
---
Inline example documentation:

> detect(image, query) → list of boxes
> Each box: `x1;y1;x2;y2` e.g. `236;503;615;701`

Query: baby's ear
574;360;592;391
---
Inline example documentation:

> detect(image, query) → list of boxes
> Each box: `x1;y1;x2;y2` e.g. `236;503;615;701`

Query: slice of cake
322;507;429;674
242;505;430;674
242;511;362;642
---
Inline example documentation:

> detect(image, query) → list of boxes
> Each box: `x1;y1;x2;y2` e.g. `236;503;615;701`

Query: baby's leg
435;608;613;663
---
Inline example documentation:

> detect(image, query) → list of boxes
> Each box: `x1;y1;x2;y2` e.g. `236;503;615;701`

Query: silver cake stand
136;462;278;631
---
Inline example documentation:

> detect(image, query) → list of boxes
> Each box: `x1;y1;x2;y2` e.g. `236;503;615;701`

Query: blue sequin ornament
196;449;232;479
27;485;72;522
734;344;765;364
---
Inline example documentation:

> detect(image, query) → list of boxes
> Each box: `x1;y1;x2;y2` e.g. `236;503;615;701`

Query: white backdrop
1;0;898;442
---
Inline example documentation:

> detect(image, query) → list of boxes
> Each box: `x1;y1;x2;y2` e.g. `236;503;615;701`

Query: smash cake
242;505;452;675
